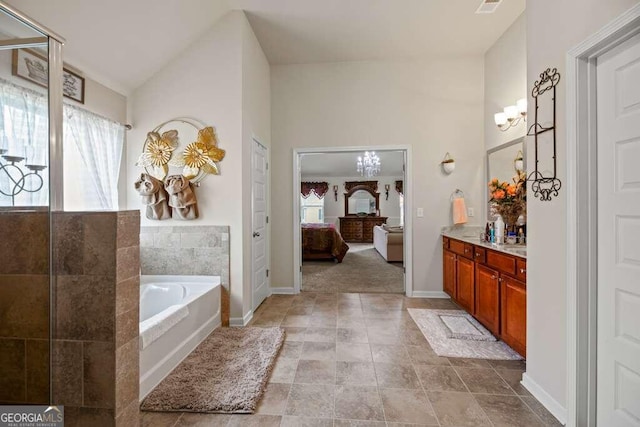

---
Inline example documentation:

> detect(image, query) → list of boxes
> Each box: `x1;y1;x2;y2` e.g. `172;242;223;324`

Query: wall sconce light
384;184;390;200
494;98;527;132
514;150;524;172
440;152;455;174
333;185;338;201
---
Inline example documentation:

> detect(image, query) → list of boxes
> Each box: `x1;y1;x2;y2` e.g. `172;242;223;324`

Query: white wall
525;0;638;417
271;59;485;292
301;175;403;226
240;13;271;316
484;14;527;151
127;10;270;320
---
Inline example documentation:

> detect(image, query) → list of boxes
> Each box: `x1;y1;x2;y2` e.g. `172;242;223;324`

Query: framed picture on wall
12;48;85;104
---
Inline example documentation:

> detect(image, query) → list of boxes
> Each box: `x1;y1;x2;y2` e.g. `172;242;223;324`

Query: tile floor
140;293;562;426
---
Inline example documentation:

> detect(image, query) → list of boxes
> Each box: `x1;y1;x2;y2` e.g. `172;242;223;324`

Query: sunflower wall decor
134;118;225;220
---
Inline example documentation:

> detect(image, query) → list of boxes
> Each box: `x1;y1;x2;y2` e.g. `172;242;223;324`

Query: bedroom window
0;78;124;210
300;193;324;224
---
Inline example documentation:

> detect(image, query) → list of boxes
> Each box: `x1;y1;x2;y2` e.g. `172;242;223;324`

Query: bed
301;223;349;263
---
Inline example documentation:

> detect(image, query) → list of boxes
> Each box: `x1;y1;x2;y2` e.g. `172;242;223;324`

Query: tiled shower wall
140;225;230;325
0;209;140;427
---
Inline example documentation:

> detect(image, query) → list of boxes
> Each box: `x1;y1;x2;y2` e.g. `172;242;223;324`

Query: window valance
301;181;329;199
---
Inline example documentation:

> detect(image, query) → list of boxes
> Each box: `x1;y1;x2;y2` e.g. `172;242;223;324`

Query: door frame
292;145;413;296
566;5;640;426
251;136;270;311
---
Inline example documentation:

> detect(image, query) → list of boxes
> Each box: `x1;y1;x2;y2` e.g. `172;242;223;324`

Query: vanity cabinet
442;238;475;314
442;236;527;357
475;264;500;335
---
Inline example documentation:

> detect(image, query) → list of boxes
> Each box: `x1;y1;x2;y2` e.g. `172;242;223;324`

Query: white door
596;31;640;427
252;140;269;311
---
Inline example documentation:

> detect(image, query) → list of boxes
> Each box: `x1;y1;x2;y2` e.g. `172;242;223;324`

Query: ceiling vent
476;0;502;14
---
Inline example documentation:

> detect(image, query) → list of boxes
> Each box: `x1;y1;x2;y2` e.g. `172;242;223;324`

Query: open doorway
293;147;412;295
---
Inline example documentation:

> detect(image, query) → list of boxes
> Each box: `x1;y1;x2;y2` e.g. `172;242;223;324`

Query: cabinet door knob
464;248;469;253
475;252;480;257
491;275;497;280
520;268;526;273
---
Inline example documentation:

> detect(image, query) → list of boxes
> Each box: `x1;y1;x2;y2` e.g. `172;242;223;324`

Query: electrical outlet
417;208;424;218
468;207;475;217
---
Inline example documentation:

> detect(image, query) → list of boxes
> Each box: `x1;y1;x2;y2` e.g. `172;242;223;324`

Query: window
300;193;324;224
0;78;124;210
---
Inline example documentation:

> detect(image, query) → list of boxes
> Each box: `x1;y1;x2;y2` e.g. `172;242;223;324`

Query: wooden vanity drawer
473;247;486;264
516;258;527;282
449;239;473;259
443;237;449;249
486;250;516;276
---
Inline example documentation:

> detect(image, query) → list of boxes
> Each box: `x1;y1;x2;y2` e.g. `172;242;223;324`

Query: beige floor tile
284;384;335;418
227;414;282;426
304;327;337;342
454;367;514;395
414;365;467;392
309;314;338;327
337;317;367;328
175;413;232;426
447;357;492;368
379;388;438;425
495;368;532;396
337;328;369;343
487;359;526;370
336;342;372;362
269;358;298;383
336;361;377;386
279;341;303;359
287;305;314;316
282;327;307;342
370;343;411;365
374;362;421;388
256;382;291;415
294;360;336;385
406;345;450;366
300;342;336;361
400;329;430;346
334;385;385;421
280;415;333;426
474;394;545;426
334;419;386;426
367;326;403;344
140;411;181;427
521;396;564;426
282;315;311;327
427;390;491;426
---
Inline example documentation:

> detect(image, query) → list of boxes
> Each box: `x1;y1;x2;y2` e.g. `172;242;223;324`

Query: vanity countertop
441;226;527;259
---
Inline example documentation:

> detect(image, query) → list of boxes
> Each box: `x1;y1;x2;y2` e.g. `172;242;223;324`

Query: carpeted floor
141;327;285;413
302;244;404;293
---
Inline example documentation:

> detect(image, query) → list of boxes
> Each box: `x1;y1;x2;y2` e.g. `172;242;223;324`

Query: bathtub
139;275;221;400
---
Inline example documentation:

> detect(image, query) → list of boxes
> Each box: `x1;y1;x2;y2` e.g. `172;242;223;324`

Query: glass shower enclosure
0;0;64;406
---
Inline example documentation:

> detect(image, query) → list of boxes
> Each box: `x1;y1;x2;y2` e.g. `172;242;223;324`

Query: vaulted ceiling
4;0;525;95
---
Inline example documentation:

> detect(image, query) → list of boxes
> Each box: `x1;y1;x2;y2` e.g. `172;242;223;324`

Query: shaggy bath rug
408;309;523;360
140;327;285;413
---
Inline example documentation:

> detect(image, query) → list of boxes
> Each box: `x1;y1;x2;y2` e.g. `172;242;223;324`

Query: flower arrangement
488;171;526;226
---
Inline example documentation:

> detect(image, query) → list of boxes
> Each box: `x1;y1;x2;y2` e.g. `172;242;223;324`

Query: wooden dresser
339;216;387;243
443;236;527;357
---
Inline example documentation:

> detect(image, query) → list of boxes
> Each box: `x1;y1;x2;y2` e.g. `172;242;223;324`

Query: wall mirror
486;137;525;217
344;181;380;216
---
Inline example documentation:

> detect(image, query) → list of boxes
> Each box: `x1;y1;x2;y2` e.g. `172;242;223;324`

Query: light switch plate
417;208;424;217
468;207;475;217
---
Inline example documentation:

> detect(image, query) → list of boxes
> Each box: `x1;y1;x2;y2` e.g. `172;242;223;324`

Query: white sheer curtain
0;77;124;210
64;106;124;210
0;79;49;206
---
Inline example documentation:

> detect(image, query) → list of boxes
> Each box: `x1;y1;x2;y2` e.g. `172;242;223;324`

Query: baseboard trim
411;291;451;299
270;287;296;295
521;373;567;425
229;309;253;327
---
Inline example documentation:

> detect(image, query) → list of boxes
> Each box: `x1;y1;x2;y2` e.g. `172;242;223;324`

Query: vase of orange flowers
488;172;526;231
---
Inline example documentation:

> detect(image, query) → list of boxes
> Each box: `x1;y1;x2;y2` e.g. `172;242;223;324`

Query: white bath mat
438;312;496;342
408;309;523;360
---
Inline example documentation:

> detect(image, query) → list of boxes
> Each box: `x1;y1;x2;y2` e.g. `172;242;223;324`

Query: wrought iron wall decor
527;67;561;201
0;149;46;206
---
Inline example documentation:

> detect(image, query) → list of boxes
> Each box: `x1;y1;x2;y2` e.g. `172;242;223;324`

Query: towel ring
450;189;465;201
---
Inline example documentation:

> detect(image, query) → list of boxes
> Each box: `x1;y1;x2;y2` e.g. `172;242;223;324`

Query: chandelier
356;151;381;177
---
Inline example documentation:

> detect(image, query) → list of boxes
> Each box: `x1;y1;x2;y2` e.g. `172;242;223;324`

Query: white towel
452;197;468;225
139;305;189;349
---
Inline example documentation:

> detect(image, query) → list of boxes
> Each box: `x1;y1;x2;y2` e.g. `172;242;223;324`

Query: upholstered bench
373;225;403;262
